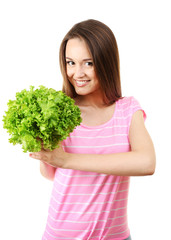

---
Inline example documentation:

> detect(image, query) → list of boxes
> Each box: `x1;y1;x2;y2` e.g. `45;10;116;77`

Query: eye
66;61;75;66
85;61;93;66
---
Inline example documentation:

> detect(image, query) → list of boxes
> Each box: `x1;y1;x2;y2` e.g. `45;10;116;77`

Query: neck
75;92;107;108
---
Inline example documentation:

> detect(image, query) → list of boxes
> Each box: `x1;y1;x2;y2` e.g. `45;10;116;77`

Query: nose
74;65;85;78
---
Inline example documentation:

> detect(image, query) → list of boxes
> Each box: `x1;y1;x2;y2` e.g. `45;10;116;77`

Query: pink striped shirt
42;96;146;240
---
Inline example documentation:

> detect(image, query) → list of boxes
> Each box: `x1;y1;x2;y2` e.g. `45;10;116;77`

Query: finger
29;152;48;162
29;152;41;160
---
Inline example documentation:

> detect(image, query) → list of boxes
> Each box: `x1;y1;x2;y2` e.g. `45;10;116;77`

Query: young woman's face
65;38;101;97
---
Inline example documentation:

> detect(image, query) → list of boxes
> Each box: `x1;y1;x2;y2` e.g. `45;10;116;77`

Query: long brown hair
59;19;122;105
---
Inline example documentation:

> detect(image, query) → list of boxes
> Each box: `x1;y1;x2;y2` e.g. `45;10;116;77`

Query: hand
29;143;67;168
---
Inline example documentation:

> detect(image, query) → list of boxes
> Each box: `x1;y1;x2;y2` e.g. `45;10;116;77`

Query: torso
42;96;139;239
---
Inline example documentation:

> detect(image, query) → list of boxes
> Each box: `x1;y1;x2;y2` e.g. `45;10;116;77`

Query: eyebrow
66;57;93;61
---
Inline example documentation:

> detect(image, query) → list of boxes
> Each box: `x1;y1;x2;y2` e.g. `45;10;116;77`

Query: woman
30;19;156;240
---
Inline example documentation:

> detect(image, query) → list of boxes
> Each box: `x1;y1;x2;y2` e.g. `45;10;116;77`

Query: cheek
66;67;74;79
92;71;99;83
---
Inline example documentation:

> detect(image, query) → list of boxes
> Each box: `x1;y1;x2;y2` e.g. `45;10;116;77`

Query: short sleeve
127;96;147;131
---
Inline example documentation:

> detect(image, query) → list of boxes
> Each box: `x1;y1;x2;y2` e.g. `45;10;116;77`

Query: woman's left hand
29;143;67;168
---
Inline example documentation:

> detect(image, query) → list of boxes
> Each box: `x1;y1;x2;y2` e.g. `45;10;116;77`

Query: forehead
65;38;92;59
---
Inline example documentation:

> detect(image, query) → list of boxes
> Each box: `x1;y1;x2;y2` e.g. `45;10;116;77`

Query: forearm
63;150;156;176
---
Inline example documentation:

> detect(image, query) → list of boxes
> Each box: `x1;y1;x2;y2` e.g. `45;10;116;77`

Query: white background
0;0;170;239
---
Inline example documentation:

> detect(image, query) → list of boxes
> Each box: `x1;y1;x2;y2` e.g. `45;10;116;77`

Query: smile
75;80;90;87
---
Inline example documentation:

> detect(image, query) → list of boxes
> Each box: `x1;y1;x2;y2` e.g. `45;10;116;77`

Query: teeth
75;80;89;86
76;80;89;82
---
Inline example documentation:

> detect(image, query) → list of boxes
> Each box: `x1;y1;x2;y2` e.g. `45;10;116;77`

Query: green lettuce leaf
3;85;82;152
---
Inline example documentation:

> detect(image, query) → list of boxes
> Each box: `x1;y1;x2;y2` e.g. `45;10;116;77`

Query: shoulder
117;96;140;108
116;96;147;135
117;96;146;118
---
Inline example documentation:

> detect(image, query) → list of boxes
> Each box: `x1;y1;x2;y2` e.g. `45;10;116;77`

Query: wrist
61;151;71;169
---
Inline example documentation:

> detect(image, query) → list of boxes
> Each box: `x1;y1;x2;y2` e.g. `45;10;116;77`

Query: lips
75;80;90;87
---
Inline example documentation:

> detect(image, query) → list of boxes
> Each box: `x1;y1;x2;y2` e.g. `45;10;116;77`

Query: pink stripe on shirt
42;96;146;240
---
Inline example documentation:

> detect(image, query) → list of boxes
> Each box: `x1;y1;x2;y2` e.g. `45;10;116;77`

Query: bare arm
63;110;156;176
30;111;156;176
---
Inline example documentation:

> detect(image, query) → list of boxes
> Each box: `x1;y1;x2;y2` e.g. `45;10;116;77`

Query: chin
75;89;90;96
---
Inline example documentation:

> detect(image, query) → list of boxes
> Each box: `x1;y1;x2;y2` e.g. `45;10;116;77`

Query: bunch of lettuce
3;85;82;153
